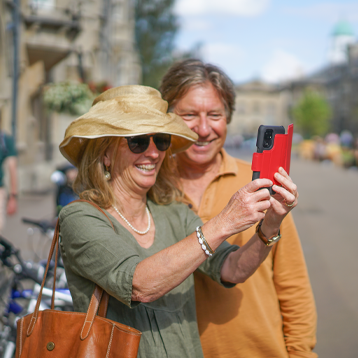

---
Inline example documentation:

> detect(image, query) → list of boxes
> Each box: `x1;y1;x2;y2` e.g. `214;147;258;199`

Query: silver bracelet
195;226;214;257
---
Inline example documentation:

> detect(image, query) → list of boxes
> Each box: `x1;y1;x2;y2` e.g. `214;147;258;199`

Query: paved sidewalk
2;191;55;262
226;149;358;358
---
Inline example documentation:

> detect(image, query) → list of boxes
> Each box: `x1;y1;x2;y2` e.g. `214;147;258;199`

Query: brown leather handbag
16;200;142;358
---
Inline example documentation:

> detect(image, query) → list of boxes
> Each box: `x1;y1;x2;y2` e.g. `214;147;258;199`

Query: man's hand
262;167;299;235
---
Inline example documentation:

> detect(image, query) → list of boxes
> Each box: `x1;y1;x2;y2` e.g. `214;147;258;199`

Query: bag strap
27;199;114;337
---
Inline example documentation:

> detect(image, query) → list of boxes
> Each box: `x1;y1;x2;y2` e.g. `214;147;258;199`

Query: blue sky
174;0;358;84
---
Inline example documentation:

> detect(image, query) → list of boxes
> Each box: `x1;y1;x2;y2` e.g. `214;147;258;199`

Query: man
160;59;317;358
0;112;17;233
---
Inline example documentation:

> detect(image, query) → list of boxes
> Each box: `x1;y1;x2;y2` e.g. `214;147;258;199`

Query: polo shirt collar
217;149;239;179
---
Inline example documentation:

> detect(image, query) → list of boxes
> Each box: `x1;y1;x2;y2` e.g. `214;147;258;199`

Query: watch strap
256;219;281;246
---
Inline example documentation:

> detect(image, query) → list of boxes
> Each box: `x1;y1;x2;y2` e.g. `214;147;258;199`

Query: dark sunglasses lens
127;136;150;153
153;134;171;151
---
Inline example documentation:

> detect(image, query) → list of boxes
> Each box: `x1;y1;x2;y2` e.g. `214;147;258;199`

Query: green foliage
43;82;94;116
341;147;356;168
135;0;179;88
292;89;332;138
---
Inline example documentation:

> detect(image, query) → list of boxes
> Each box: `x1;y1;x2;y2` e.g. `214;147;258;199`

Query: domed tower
329;20;356;65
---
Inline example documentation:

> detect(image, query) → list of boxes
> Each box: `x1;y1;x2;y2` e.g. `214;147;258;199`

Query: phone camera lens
263;129;273;149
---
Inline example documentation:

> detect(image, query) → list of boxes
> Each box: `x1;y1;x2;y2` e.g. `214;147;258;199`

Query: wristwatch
256;219;281;246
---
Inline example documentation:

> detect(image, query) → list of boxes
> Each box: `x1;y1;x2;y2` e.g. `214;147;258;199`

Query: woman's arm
220;167;298;283
132;178;274;302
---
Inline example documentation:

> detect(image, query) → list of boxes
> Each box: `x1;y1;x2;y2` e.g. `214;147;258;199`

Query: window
112;3;124;21
252;101;260;114
29;0;55;10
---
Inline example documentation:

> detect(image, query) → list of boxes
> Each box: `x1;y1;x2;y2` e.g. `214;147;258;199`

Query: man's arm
273;213;317;358
6;156;17;215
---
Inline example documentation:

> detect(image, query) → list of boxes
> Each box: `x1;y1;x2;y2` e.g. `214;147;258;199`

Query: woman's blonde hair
73;137;182;208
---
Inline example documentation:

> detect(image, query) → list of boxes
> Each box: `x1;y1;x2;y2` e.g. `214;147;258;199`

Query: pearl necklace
112;205;151;235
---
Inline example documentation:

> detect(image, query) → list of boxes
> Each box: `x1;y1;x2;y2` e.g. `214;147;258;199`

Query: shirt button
188;204;193;209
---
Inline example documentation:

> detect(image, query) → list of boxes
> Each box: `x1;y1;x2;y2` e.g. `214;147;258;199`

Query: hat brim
59;107;197;166
59;87;198;166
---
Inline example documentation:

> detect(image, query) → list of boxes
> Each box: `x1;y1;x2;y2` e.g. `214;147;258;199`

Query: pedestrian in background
51;163;78;216
0;110;17;233
160;59;317;358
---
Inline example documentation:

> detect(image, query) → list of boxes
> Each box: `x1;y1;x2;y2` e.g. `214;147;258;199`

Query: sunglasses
125;134;171;154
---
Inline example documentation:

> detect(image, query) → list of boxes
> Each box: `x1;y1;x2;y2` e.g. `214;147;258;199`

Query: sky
173;0;358;84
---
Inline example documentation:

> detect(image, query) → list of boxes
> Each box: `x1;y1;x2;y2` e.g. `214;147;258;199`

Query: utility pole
11;0;20;142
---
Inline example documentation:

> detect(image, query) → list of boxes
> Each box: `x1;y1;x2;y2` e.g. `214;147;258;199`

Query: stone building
50;0;141;164
286;43;358;137
229;80;290;138
328;20;356;65
283;20;358;137
0;0;140;193
313;43;358;136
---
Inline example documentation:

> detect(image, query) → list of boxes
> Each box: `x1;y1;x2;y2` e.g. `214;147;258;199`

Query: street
226;149;358;358
3;152;358;357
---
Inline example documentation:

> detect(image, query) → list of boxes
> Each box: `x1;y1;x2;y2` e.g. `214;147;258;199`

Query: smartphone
252;124;293;194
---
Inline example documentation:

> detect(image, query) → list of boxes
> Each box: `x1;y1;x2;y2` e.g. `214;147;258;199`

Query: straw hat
59;85;198;166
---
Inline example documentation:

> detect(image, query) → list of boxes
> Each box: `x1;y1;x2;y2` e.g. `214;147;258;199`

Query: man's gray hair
160;59;236;123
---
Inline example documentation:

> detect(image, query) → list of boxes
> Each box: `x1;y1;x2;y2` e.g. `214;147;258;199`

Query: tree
292;89;332;138
134;0;179;88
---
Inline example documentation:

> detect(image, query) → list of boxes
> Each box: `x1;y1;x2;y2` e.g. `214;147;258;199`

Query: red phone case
251;124;294;185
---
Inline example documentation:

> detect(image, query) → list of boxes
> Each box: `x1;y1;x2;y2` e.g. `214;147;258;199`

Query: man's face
174;83;227;167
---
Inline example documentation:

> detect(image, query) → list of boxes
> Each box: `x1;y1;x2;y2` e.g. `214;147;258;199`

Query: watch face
267;235;281;246
256;220;281;246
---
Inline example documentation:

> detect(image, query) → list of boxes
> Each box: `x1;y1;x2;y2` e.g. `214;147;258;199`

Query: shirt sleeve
183;204;240;287
273;213;318;357
4;134;17;157
59;202;141;308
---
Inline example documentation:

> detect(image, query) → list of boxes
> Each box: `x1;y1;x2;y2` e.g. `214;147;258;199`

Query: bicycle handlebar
0;235;13;252
0;236;44;284
22;218;56;233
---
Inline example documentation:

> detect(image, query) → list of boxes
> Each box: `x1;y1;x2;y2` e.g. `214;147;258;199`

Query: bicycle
0;236;72;358
21;217;56;262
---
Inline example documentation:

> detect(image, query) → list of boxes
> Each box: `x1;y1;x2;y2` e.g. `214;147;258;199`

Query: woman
58;85;298;358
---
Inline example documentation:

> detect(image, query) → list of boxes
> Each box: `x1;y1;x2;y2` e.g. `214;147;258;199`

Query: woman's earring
104;165;111;181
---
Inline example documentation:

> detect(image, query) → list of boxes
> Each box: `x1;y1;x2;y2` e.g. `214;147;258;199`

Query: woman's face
105;136;166;196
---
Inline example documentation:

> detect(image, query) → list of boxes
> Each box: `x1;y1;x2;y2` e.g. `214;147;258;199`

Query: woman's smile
135;163;157;173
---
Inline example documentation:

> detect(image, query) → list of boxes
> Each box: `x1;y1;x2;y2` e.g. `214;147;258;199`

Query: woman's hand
213;178;273;239
220;169;298;284
262;167;298;235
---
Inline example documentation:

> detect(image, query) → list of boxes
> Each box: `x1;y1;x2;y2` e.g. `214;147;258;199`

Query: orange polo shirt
184;150;317;358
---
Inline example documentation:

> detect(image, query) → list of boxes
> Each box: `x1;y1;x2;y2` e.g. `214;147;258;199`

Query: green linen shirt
59;200;239;358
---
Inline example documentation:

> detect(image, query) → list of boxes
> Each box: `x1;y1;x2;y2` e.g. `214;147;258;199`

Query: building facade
0;0;140;193
328;20;356;65
229;80;290;138
286;42;358;138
